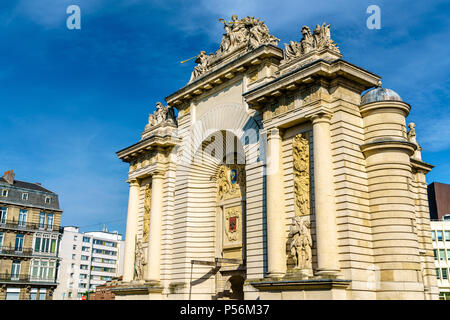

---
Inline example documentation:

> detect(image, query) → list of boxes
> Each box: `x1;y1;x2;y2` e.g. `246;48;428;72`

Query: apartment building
0;170;63;300
54;226;124;300
431;215;450;300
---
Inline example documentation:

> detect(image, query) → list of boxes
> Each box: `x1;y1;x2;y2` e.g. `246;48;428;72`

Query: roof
0;177;56;194
361;87;402;105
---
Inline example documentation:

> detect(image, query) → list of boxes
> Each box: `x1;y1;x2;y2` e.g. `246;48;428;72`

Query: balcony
0;246;33;258
0;273;57;285
0;220;63;233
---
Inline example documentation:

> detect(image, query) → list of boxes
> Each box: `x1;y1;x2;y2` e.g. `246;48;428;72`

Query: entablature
165;45;284;109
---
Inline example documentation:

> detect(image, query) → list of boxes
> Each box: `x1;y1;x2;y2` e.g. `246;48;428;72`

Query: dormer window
22;193;28;201
1;189;8;197
45;196;51;204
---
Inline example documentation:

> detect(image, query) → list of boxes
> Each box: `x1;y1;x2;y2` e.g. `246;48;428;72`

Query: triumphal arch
114;16;438;300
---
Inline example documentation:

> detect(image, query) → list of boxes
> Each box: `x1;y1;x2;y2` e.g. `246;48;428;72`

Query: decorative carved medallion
216;164;246;201
293;133;310;216
143;183;151;242
224;206;241;242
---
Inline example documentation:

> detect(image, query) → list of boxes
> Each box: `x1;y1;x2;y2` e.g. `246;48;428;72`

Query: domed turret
360;81;402;105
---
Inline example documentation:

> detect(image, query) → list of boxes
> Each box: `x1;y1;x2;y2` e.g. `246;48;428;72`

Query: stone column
266;128;286;278
311;112;340;276
146;171;164;282
122;178;140;282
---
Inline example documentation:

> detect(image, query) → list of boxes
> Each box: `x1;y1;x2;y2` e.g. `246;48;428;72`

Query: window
81;255;89;261
440;292;450;300
22;193;28;200
442;268;448;280
82;246;90;252
11;260;21;280
431;231;436;241
0;232;3;248
34;234;57;254
79;274;87;279
79;283;86;289
1;189;8;197
434;249;438;260
30;259;56;281
448;250;450;260
14;234;24;252
18;209;27;227
440;249;446;260
39;212;45;229
82;236;90;243
0;207;6;225
437;230;443;241
47;213;54;230
445;231;450;242
72;254;76;259
73;235;78;241
45;196;51;204
73;245;77;250
80;265;88;270
437;268;441;279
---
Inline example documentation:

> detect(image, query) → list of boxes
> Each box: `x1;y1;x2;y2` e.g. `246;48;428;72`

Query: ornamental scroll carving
216;164;246;201
143;184;151;242
283;22;340;62
293;133;310;216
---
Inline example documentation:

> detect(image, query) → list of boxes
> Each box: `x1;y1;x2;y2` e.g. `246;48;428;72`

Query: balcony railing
0;220;63;233
0;273;56;284
0;246;33;257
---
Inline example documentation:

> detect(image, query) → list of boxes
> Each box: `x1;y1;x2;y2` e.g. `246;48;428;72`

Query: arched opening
189;129;247;299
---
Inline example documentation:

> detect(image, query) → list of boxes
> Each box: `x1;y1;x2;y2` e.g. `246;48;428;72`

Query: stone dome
361;86;402;105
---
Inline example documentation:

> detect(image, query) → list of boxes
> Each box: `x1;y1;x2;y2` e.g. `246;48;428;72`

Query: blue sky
1;0;449;236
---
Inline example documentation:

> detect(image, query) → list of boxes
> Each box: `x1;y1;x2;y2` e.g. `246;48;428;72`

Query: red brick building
88;276;122;300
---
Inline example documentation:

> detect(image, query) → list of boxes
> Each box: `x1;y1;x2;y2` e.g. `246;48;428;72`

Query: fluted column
146;171;164;282
266;128;286;278
123;178;140;282
311;112;340;276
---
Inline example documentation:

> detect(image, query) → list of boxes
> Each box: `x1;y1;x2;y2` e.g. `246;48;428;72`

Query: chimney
3;170;15;185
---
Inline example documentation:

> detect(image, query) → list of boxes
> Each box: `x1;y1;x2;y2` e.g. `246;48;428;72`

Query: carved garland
293;133;310;216
143;183;151;242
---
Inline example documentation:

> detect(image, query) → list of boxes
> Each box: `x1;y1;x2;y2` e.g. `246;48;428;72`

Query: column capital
126;178;140;187
266;127;283;141
152;171;165;179
306;108;333;124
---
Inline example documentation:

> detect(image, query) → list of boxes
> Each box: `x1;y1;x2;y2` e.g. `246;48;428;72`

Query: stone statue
408;122;423;160
283;22;340;62
145;102;177;130
189;15;279;82
189;51;211;81
288;216;312;270
134;239;145;281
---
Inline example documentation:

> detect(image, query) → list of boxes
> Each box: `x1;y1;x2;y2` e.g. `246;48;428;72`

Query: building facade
0;170;63;300
428;182;450;221
114;16;438;300
54;226;124;300
431;216;450;300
